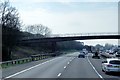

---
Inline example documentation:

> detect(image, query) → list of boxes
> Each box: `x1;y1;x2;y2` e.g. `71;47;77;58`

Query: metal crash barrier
1;53;55;68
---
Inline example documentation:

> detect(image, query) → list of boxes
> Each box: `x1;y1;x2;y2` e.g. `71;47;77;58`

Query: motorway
2;52;120;80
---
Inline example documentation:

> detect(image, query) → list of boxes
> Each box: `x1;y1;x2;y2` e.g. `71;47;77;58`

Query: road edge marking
87;57;104;80
4;57;61;79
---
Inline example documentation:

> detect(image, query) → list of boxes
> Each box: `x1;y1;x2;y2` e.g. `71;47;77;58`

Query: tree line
2;1;115;61
1;1;86;61
0;1;52;61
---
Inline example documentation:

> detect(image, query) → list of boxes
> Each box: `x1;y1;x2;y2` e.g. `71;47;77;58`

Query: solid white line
87;57;104;79
57;73;62;77
5;57;61;79
64;66;67;69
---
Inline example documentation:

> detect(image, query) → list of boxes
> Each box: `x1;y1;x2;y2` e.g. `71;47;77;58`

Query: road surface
2;52;120;80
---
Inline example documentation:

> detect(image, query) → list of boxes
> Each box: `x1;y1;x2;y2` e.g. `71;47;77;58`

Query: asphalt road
2;52;120;80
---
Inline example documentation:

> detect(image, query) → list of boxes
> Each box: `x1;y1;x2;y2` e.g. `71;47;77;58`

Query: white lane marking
87;57;104;79
70;60;72;62
5;57;62;79
57;73;62;77
64;66;67;69
67;62;70;64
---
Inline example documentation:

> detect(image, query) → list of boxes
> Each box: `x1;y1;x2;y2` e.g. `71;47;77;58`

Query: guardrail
0;54;53;68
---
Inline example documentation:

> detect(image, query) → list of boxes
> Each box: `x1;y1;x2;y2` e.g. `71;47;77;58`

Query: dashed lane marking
64;66;67;69
57;73;62;77
67;62;70;64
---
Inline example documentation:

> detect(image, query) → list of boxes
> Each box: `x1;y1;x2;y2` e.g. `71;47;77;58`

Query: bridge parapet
50;32;118;37
21;32;118;40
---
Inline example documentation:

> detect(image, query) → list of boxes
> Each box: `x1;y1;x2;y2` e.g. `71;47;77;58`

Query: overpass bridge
18;32;120;52
19;32;120;43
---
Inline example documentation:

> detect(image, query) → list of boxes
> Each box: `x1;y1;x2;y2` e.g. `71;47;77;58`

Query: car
115;52;120;57
108;50;114;55
109;53;114;55
78;53;85;58
92;52;100;59
109;51;115;55
102;58;120;74
82;49;88;55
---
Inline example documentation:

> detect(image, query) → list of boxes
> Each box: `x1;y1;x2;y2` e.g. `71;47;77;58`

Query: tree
0;1;21;61
57;41;84;51
104;43;113;50
25;24;52;37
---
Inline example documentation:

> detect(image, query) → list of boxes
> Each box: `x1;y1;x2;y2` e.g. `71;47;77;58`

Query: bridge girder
19;35;120;44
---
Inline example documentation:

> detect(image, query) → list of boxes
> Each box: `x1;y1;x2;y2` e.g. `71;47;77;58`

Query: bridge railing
21;32;118;40
50;32;118;37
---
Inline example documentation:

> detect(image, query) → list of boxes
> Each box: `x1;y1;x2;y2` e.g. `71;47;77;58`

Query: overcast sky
9;0;119;46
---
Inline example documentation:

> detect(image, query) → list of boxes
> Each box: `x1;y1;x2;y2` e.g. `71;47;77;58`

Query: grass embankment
1;46;50;68
1;46;78;69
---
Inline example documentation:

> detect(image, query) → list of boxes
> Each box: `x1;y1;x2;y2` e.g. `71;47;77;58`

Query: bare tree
25;24;52;37
1;1;21;61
